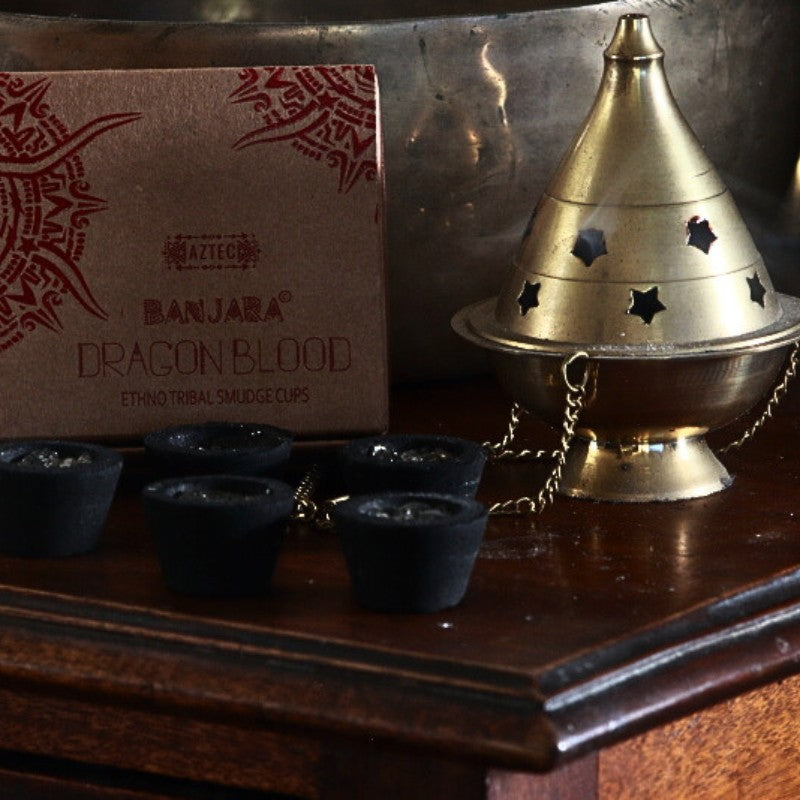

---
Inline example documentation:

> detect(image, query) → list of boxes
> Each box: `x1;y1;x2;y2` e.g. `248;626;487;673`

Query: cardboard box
0;65;388;441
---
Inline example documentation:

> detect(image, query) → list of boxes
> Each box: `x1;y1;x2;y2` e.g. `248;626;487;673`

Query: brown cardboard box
0;65;388;441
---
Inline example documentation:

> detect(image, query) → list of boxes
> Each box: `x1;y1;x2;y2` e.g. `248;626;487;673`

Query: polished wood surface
2;378;800;797
600;672;800;800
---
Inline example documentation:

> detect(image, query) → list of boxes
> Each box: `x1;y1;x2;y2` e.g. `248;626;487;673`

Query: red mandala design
0;74;140;354
229;66;378;194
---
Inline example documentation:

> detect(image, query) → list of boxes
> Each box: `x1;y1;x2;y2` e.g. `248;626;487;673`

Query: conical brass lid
456;14;800;356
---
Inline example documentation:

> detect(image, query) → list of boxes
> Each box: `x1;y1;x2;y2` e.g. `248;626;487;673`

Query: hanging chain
716;339;800;456
482;403;555;462
293;342;797;525
293;464;346;529
294;351;592;525
292;464;321;522
487;351;590;516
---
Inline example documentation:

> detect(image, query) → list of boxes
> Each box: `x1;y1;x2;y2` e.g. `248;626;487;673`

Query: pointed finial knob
605;14;664;62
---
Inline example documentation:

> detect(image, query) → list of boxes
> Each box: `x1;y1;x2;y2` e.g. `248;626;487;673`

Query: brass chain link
292;464;321;522
716;339;800;456
293;464;345;529
482;403;555;462
486;351;590;516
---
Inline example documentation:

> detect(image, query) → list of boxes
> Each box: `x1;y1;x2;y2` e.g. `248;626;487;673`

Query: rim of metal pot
0;0;611;25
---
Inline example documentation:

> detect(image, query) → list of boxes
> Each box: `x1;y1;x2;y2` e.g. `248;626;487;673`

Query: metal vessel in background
453;14;800;501
0;1;797;382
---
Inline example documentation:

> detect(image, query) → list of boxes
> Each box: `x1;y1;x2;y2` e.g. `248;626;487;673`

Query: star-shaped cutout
686;216;717;254
747;272;767;308
627;286;666;325
571;228;608;267
517;280;541;316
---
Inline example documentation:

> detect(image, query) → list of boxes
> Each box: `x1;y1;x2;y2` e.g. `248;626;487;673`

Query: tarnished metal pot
0;0;798;381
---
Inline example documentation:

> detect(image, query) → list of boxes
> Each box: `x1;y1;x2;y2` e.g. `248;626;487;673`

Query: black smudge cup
144;421;292;478
0;440;122;557
339;434;486;498
142;474;295;596
332;491;488;613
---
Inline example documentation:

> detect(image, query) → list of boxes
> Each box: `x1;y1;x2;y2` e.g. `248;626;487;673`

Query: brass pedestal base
560;437;732;502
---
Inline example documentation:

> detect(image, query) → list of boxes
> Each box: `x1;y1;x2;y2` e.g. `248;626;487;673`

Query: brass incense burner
453;14;800;502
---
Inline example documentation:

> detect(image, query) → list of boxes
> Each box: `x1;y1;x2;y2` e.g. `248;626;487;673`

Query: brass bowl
454;295;800;501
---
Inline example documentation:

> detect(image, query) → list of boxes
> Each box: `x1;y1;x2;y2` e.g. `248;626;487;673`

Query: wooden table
3;379;800;799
